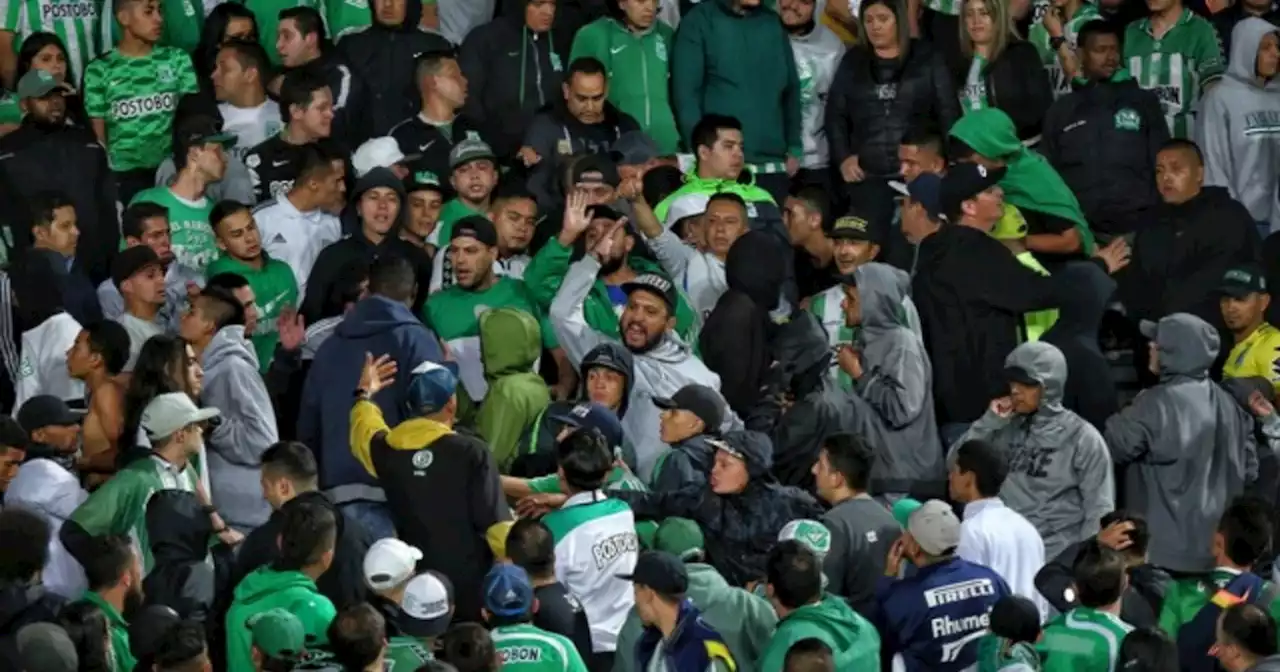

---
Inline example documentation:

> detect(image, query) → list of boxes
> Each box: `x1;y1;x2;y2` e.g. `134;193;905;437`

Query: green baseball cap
892;498;924;529
246;609;305;660
16;69;70;99
779;519;832;558
653;517;705;561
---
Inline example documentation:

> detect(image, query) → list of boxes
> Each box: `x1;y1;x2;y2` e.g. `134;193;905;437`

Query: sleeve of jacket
1072;427;1114;542
1041;100;1065;166
469;439;513;536
206;362;280;466
824;50;858;168
610;486;706;521
300;246;339;324
1034;540;1084;613
522;238;573;310
297;347;324;451
651;449;701;494
1139;89;1170;165
93;146;119;279
738;590;780;665
1004;43;1053;140
349;400;390;478
548;255;608;367
974;242;1065;314
670;12;707;147
523;114;562;207
458;27;491;128
1103;389;1161;465
930;46;961;137
948;410;1012;462
855;334;929;429
1196;91;1234;193
648;229;696;283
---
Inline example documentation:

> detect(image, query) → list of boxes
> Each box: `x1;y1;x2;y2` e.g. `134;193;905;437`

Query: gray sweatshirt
952;341;1115;561
1105;313;1258;573
201;326;279;530
1196;17;1280;232
788;18;845;170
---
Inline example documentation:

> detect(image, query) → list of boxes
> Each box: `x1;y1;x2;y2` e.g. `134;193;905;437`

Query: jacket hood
1005;341;1068;409
368;0;422;31
480;307;541;378
336;295;422;339
1228;18;1280;85
686;563;731;593
725;230;789;309
780;596;869;659
1143;312;1219;378
203;325;260;372
4;457;85;519
145;489;214;564
639;332;697;365
950;107;1022;159
853;262;911;332
1043;262;1113;338
579;342;635;417
386;417;454;452
232;566;321;605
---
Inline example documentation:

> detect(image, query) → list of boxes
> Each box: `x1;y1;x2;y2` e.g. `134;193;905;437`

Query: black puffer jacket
955;41;1054;142
826;40;960;177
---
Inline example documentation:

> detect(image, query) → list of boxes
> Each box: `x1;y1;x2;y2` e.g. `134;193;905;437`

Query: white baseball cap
352;137;407;178
400;571;454;637
140;393;220;440
362;538;423;591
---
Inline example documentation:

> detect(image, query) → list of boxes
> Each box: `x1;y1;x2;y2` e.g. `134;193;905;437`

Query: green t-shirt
386;636;435;670
1037;607;1133;672
328;0;371;42
491;623;590;672
245;0;323;66
1029;3;1102;96
1158;568;1280;637
0;0;99;85
961;56;989;113
205;252;300;371
1123;8;1224;138
83;45;198;171
130;186;217;273
429;198;484;247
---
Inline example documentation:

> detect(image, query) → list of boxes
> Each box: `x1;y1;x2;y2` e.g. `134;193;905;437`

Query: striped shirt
0;0;98;85
1039;606;1134;672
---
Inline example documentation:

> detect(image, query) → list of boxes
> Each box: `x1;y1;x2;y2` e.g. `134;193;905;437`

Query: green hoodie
224;567;337;672
653;172;778;226
477;307;552;470
571;17;680;154
521;238;700;343
206;252;300;372
949;108;1096;254
757;595;881;672
81;590;135;672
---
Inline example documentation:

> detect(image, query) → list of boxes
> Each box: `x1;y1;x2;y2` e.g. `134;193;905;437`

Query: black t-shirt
1024;209;1085;269
533;582;593;661
794;248;841;303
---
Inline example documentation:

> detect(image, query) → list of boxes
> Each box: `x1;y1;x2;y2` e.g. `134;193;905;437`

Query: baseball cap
406;360;460;415
16;623;77;672
572;154;621;187
450;215;498;247
621;273;677;313
610;131;660;166
891;173;944;220
352;137;407;178
653;517;705;561
140;392;220;440
1004;363;1040;387
829;215;878;243
551;402;623;449
400;571;455;637
111;245;163;289
173;114;236;150
1221;264;1269;298
905;499;962;555
651;384;725;431
891;498;923;528
482;564;535;619
710;430;773;476
363;538;424;591
405;170;448;196
16;69;70;99
17;395;84;431
779;519;833;559
246;609;306;661
581;344;632;379
449;137;495;170
618;551;688;596
940;163;1006;221
990;204;1028;240
588;204;625;223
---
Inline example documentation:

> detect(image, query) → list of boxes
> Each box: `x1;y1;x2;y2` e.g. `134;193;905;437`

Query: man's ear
664;316;677;333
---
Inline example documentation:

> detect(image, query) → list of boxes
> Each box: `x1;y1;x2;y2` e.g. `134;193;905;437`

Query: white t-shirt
219;100;283;163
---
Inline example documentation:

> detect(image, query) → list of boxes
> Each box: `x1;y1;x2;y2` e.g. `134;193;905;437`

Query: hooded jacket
299;294;445;506
4;458;87;599
550;254;729;480
650;433;718;493
202;325;279;530
0;581;65;670
758;595;881;671
634;599;738;671
1035;537;1172;629
1040;262;1119;429
1106;313;1258;573
476;307;552;470
613;562;777;672
954;342;1115;561
523;101;640;209
569;15;680;154
224;566;337;672
336;0;452;137
142;490;225;621
1198;18;1280;232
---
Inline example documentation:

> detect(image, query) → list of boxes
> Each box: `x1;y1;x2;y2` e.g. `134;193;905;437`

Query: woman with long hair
193;4;260;95
120;335;209;493
0;33;88;129
958;0;1053;141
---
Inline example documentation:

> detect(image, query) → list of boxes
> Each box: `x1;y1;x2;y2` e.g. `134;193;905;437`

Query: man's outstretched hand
359;353;398;397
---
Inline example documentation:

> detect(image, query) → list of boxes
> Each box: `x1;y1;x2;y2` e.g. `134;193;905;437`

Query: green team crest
1114;108;1141;131
654;35;668;62
796;55;816;111
156;64;175;84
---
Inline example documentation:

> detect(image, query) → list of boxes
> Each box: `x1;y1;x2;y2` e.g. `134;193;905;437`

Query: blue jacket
875;556;1011;672
298;295;443;503
636;600;737;672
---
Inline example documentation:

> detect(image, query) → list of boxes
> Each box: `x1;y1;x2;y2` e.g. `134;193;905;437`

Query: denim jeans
339;501;397;541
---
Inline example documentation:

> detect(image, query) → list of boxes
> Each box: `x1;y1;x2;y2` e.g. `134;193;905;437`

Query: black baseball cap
111;246;163;289
617;551;688;596
890;174;944;220
652;384;725;431
940;163;1006;221
829;214;879;243
450;215;498;247
172;114;236;150
1003;365;1041;387
609;131;660;167
572;154;621;188
621;273;677;313
588;204;625;222
17;395;84;432
1220;264;1269;298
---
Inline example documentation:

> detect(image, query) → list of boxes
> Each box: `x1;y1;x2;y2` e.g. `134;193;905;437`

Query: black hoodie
142;490;229;623
0;581;65;670
1040;261;1119;430
523;101;640;209
337;0;452;137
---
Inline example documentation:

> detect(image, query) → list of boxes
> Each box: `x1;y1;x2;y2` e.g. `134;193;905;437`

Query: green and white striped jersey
1029;3;1103;97
807;284;856;390
961;56;990;113
1124;8;1224;138
1038;606;1134;672
492;623;590;672
0;0;100;85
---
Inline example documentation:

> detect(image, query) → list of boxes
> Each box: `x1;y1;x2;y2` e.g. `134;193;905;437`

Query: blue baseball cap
551;402;623;449
406;361;460;414
891;173;943;220
482;564;535;618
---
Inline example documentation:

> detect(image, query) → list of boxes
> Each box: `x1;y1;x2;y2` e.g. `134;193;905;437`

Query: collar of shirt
1215;566;1245;577
962;497;1006;520
562;490;608;508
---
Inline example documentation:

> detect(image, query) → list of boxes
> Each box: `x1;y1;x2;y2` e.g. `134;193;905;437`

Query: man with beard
0;70;117;286
98;203;203;333
424;216;571;406
429;187;536;292
273;7;370;149
433;138;500;246
550;194;726;482
390;50;479;184
76;535;144;672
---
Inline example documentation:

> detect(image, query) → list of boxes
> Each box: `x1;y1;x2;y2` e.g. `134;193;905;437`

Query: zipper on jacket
640;32;651;126
534;33;546;107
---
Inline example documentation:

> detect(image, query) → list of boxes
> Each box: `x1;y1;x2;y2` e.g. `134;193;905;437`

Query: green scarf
950;108;1096;254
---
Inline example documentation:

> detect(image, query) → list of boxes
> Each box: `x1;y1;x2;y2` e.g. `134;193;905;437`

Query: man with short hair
632;191;748;319
400;174;447;254
322;604;389;671
0;417;26;501
75;535;142;672
1213;603;1280;672
24;191;99;325
391;50;479;184
99;203;200;331
940;163;1006;233
213;40;281;164
110;245;168;371
625;550;738;672
783;187;839;300
433;137;500;245
505;518;593;661
65;323;128;481
1220;264;1280;395
254;143;346;298
274;7;368;148
1037;544;1134;670
647;384;729;493
0;507;65;668
1123;0;1224;138
429;188;537;293
482;563;590;671
244;70;334;205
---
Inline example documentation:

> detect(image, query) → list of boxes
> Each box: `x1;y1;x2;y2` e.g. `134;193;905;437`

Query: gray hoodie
201;325;279;530
953;341;1115;561
1197;17;1280;231
550;255;738;481
1105;313;1258;573
841;263;943;495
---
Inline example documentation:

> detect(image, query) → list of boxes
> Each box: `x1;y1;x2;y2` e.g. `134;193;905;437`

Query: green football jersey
328;0;371;42
130;186;218;273
386;636;434;670
1123;9;1224;138
83;45;198;170
491;623;590;672
205;253;300;371
1038;607;1133;672
960;56;989;113
0;0;99;85
1030;3;1102;96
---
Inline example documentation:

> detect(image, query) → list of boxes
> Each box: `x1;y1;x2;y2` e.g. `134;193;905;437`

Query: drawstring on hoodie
518;25;555;110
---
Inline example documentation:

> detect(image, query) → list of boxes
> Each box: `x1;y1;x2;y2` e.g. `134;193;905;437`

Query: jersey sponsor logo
499;646;543;663
1114;108;1141;131
41;1;97;19
591;531;638;569
111;92;178;120
922;578;998;607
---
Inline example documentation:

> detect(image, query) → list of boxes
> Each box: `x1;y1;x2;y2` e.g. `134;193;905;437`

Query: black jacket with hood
1035;538;1171;628
337;0;452;137
0;581;65;670
459;5;572;159
281;51;375;151
1040;262;1119;430
955;41;1054;142
825;38;960;178
142;490;230;624
523;101;639;209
